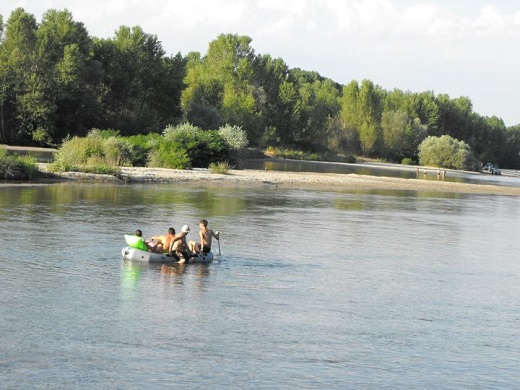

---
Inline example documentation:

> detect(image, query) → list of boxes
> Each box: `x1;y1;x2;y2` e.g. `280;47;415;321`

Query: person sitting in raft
128;229;157;252
189;219;220;254
168;225;192;264
150;227;176;253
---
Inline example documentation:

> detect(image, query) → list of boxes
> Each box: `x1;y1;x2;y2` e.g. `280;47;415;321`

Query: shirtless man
190;219;220;254
168;225;192;264
150;227;176;253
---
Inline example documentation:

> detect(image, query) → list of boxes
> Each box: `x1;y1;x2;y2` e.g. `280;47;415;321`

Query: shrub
148;141;191;169
218;124;249;150
401;157;415;165
263;146;323;161
0;150;38;180
163;122;200;139
126;133;162;166
418;135;477;170
345;155;357;163
209;161;231;174
153;123;231;168
50;129;135;172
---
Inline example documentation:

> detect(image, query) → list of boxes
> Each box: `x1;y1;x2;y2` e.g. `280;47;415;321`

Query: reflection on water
5;148;55;162
1;183;519;388
242;158;520;188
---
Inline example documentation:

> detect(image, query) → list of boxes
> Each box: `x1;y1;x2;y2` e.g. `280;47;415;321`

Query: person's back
151;227;176;253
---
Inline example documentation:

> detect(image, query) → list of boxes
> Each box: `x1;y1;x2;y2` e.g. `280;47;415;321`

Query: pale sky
2;0;520;126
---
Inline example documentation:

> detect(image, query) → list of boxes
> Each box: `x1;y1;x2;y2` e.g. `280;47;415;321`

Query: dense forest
1;7;520;168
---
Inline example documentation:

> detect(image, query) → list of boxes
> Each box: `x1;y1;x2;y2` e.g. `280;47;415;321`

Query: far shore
3;144;519;196
34;164;520;196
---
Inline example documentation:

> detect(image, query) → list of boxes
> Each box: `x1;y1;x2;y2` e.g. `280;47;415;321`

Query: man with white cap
168;224;192;264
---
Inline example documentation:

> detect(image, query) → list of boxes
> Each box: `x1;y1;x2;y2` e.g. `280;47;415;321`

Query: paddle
216;231;221;256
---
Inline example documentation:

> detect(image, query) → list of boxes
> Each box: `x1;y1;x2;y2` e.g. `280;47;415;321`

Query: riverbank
35;164;520;196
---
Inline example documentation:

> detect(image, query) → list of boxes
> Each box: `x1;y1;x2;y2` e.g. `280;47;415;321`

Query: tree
0;8;39;144
381;110;427;162
284;70;341;150
36;9;99;142
502;126;520;169
93;25;183;134
251;54;291;146
418;135;477;170
357;80;383;156
182;34;261;140
336;80;361;154
436;94;475;143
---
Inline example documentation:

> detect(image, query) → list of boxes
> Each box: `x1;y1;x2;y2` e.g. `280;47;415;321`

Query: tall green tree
93;26;183;134
250;54;291;146
182;34;261;140
502;126;520;169
292;76;340;150
436;94;475;143
0;8;39;144
337;80;362;154
36;9;99;142
473;115;506;164
357;80;383;156
381;110;427;162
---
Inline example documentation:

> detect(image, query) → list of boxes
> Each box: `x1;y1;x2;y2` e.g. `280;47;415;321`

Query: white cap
181;225;190;233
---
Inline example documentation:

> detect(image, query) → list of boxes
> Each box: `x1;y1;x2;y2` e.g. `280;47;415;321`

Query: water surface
1;183;519;388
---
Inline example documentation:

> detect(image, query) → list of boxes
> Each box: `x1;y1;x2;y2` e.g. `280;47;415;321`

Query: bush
152;123;231;168
345;155;357;163
148;141;191;169
209;161;231;174
418;135;477;170
126;133;162;166
0;149;38;180
263;146;323;161
401;157;415;165
218;124;249;150
50;129;135;172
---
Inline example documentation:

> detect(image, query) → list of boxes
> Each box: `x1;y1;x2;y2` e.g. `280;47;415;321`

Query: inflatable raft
121;246;214;264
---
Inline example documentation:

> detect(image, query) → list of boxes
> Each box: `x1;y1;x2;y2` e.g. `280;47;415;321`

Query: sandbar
39;165;520;196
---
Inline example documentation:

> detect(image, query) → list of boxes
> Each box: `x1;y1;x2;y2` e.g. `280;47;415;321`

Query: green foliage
0;149;38;179
345;155;357;163
79;164;120;175
418;135;477;170
218;124;248;150
401;157;415;165
92;25;184;135
150;122;231;168
1;8;519;169
126;133;161;166
209;161;231;174
264;146;323;161
49;129;134;171
381;110;427;162
148;141;191;169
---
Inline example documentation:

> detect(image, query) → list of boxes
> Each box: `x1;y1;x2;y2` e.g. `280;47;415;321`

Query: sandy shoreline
5;144;519;195
37;165;520;196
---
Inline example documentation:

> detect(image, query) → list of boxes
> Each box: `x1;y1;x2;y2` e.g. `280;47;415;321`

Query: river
1;182;519;388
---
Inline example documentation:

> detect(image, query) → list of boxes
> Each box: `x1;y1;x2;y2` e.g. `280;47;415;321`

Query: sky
2;0;520;126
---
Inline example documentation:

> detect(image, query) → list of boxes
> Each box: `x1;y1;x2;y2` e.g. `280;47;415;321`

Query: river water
1;181;519;388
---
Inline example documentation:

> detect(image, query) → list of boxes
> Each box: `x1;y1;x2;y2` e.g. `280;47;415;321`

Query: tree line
1;8;519;168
